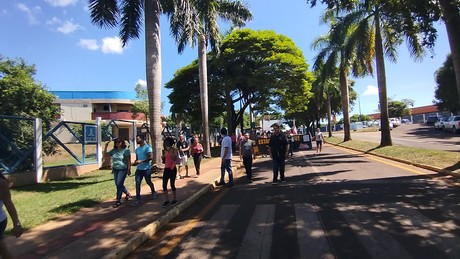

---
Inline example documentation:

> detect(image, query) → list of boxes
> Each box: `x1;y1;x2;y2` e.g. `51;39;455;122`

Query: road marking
155;188;228;258
175;204;238;258
337;203;412;258
236;204;275;259
387;202;460;257
295;203;335;259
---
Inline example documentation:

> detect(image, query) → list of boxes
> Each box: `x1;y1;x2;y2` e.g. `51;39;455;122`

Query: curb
103;160;244;259
326;141;459;178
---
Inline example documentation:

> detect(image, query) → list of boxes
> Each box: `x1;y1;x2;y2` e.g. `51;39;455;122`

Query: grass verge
326;136;460;174
6;148;220;235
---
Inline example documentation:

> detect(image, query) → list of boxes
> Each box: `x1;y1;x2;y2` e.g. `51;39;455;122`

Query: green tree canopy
166;29;314;133
0;56;60;127
434;54;460;113
0;55;61;171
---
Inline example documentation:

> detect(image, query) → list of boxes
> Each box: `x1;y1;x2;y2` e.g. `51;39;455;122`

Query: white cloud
44;0;78;7
17;3;41;25
57;20;81;34
47;17;81;34
78;39;99;50
362;85;378;96
101;37;124;54
137;79;147;87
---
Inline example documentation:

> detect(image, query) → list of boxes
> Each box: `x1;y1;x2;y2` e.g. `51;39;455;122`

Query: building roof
52;91;136;100
368;104;439;119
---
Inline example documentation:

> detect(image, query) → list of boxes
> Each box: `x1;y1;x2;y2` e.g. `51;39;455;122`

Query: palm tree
89;0;163;163
312;12;359;142
438;0;460;107
341;1;425;146
165;0;252;157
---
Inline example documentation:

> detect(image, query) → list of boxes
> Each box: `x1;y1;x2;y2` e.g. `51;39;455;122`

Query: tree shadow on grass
13;178;112;193
48;198;100;215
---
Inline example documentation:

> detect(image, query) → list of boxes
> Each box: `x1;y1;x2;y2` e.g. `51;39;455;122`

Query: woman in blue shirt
104;138;131;207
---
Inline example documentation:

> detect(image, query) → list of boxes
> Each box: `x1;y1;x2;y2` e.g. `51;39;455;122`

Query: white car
379;120;393;131
389;118;401;127
434;117;448;130
443;115;460;134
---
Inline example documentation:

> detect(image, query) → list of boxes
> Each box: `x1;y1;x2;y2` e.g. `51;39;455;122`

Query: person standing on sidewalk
132;134;157;206
104;138;131;207
239;132;254;183
190;135;204;178
161;137;179;208
218;127;233;187
176;134;190;179
315;127;325;154
268;123;289;185
0;173;23;259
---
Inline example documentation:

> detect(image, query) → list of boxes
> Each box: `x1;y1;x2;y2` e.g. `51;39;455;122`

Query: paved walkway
6;157;244;259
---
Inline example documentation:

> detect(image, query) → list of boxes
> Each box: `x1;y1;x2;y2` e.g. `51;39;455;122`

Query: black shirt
176;140;189;156
268;133;288;159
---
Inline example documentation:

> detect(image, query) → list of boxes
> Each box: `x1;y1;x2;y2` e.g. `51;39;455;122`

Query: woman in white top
315;127;324;154
0;174;23;258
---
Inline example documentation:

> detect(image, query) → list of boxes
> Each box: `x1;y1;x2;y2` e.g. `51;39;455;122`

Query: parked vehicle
389;118;401;127
434;117;449;130
401;119;412;124
426;115;441;125
443;115;460;134
378;120;393;131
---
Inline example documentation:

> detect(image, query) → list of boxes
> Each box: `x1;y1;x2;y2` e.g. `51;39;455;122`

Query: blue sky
0;0;451;117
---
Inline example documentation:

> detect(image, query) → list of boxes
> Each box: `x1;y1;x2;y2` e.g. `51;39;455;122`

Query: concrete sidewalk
6;157;244;259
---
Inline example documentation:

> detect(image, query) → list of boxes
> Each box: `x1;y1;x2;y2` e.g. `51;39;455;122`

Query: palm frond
88;0;119;28
119;0;144;46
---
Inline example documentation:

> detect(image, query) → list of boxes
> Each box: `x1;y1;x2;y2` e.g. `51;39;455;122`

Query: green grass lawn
326;136;460;173
6;147;222;234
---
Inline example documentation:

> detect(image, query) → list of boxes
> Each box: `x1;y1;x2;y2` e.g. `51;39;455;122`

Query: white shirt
220;135;233;160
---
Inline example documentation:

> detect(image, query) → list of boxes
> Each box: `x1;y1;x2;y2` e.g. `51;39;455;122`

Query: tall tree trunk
439;0;460;107
327;89;333;137
339;65;351;141
198;34;211;157
145;0;162;164
375;14;392;146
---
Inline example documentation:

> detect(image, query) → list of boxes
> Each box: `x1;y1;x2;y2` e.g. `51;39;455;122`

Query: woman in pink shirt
161;137;180;208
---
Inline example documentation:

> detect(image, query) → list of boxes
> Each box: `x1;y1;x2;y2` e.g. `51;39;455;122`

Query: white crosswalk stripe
236;204;275;259
176;202;460;258
177;204;239;259
295;203;335;259
337;203;413;258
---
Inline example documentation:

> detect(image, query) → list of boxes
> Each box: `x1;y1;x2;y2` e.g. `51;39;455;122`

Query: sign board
84;125;97;144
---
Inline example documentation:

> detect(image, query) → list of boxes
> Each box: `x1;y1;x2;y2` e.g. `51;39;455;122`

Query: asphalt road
344;123;460;152
129;145;460;258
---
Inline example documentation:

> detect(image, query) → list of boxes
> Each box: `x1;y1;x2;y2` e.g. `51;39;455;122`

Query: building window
103;105;109;111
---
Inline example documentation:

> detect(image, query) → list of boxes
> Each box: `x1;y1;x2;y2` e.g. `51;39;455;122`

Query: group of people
104;133;205;208
0;125;325;256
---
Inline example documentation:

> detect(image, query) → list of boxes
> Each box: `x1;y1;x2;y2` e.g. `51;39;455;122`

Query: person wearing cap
218;127;233;187
268;123;289;185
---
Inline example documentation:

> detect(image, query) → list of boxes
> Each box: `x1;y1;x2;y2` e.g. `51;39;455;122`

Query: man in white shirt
218;127;233;187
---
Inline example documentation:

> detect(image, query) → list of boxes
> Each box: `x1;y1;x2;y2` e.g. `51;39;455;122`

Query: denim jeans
113;168;128;200
220;159;233;186
135;169;155;201
242;156;253;180
272;157;286;182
